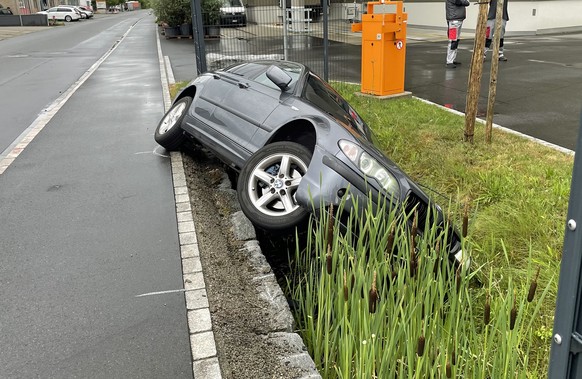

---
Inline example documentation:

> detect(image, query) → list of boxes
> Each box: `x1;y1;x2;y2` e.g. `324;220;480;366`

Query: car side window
303;74;369;136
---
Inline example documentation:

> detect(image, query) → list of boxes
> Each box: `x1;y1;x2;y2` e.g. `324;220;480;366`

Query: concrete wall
0;14;47;25
403;0;582;35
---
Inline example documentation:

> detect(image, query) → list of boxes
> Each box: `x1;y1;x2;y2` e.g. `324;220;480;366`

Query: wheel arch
266;119;317;157
174;85;197;103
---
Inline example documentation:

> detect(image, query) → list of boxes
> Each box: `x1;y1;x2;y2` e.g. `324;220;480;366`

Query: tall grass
287;83;571;377
288;196;552;378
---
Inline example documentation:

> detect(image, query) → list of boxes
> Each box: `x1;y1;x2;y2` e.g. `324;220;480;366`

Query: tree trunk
464;1;489;143
485;0;505;143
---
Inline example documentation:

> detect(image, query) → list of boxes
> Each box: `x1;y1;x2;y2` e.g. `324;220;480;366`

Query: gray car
154;60;466;264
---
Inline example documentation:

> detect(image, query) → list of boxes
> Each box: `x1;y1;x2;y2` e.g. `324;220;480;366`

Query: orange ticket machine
352;1;407;96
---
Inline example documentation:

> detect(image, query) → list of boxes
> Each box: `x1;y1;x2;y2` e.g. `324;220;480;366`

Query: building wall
0;0;19;14
245;0;582;35
403;0;582;35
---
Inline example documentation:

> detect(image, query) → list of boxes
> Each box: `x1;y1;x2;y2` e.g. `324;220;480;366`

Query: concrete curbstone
267;333;322;378
190;331;218;361
230;211;256;241
181;243;200;258
239;240;272;275
186;288;210;310
188;308;213;334
179;231;197;245
184;272;206;290
193;357;222;379
182;256;202;273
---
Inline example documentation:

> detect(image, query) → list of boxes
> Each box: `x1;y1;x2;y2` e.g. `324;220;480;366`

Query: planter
180;23;193;37
164;26;180;38
204;25;220;39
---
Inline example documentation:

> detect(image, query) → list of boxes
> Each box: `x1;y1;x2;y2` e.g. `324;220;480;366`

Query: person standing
484;0;509;61
445;0;471;68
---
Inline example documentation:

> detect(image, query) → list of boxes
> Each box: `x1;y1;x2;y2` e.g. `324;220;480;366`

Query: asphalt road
0;12;192;378
405;32;582;151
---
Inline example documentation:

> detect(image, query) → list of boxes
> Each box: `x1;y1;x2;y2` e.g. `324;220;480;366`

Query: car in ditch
154;60;467;267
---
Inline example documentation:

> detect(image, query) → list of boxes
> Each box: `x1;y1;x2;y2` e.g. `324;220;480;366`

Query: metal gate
191;0;363;83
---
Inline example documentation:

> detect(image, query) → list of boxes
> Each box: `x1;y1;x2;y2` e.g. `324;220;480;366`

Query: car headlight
339;140;400;197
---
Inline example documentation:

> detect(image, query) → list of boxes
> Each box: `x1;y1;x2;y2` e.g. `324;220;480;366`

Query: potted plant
152;0;187;37
202;0;222;38
180;1;193;37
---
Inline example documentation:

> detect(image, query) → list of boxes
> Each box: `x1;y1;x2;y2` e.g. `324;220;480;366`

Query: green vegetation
288;83;573;377
289;197;552;378
170;80;573;376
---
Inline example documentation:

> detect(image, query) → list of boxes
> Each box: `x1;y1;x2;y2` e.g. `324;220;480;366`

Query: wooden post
463;1;489;143
485;0;504;143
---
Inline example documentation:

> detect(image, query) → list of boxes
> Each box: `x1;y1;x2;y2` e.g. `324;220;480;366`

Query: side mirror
266;65;292;91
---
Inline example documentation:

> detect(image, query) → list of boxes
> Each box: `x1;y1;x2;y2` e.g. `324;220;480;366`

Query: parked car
60;5;93;18
0;7;14;15
77;5;94;18
37;7;81;22
220;0;246;26
154;60;467;267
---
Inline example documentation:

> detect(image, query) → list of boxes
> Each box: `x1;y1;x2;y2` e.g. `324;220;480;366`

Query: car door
207;68;281;162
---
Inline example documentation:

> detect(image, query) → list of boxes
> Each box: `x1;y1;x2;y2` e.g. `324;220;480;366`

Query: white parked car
60;5;93;19
77;5;94;18
37;7;81;22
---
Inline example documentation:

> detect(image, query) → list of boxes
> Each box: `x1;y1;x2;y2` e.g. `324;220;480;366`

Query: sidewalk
0;25;50;40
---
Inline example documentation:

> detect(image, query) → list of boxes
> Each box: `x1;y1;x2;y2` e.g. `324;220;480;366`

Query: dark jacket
446;0;470;21
487;0;509;21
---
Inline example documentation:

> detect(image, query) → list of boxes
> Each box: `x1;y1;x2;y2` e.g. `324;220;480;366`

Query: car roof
221;60;306;92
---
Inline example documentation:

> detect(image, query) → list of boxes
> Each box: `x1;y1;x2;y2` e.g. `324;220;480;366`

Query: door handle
238;82;249;89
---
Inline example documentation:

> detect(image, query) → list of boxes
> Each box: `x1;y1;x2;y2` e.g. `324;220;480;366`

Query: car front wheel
65;15;72;21
154;96;192;151
237;142;312;231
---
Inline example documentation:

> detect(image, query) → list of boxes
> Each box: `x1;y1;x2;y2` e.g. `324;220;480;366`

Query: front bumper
296;145;469;269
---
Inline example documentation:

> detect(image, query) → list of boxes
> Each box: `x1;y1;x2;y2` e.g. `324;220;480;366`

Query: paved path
0;15;193;378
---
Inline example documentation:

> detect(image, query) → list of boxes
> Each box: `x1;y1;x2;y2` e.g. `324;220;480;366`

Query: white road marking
164;55;176;85
528;59;571;68
135;289;187;297
153;146;170;157
0;21;139;176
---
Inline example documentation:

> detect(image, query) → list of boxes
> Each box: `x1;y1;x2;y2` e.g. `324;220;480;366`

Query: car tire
154;96;192;151
237;142;312;231
65;15;72;22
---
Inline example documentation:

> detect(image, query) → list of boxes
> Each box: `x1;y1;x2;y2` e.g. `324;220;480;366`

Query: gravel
181;149;321;379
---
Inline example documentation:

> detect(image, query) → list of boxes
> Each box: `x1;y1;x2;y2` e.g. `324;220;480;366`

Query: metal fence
194;4;363;83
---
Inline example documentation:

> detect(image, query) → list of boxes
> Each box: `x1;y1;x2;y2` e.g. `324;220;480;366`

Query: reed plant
288;195;552;378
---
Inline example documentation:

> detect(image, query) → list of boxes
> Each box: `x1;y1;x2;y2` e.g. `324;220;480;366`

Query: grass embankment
288;83;573;378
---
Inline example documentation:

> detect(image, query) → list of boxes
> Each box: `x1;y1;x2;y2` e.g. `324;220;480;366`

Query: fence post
548;112;582;378
191;0;207;75
322;0;329;81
